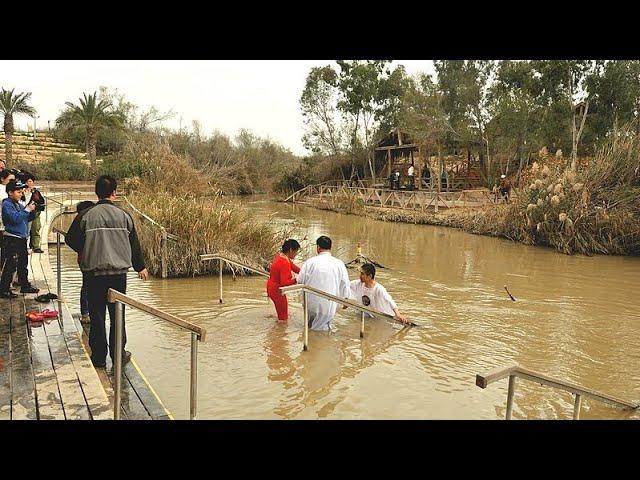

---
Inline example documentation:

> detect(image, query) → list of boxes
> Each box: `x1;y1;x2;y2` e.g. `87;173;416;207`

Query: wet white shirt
297;251;351;331
349;280;398;317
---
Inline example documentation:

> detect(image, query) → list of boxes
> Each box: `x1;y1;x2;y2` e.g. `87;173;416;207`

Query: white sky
0;60;435;155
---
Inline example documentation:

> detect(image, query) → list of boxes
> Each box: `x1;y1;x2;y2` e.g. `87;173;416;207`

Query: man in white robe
296;235;351;331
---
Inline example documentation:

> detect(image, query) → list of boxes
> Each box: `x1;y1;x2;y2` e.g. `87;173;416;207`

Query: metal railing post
161;229;168;279
190;332;198;420
573;394;582;420
302;290;309;351
360;310;365;338
56;232;61;299
506;374;517;420
219;259;223;303
114;301;124;420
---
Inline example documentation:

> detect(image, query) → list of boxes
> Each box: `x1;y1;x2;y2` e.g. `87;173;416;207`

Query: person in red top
267;239;301;322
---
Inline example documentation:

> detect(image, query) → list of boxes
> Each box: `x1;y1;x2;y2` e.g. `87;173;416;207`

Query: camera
30;188;46;212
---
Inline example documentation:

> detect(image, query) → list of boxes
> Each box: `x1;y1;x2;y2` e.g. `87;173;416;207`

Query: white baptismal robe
297;251;351;331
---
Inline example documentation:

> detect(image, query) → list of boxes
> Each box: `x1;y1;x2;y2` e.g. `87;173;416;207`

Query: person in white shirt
407;164;415;190
348;262;408;323
296;235;351;331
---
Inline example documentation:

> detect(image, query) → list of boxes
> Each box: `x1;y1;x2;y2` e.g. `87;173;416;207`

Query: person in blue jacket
0;180;40;298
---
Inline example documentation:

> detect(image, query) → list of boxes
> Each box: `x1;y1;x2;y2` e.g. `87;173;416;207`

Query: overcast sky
0;60;435;155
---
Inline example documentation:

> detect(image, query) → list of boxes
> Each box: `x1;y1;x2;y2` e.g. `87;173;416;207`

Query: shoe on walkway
92;361;106;369
0;291;18;299
32;248;44;254
80;314;91;324
20;285;40;294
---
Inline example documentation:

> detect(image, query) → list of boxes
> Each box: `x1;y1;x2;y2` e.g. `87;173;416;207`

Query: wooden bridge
285;181;500;211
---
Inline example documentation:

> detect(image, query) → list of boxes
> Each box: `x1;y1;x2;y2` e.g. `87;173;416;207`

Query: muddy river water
52;197;640;419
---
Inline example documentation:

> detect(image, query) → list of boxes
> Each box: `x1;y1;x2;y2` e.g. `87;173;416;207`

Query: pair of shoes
32;248;44;254
111;350;132;366
35;293;58;302
0;291;18;299
92;361;106;369
80;314;91;324
26;311;45;321
20;285;40;294
41;309;58;318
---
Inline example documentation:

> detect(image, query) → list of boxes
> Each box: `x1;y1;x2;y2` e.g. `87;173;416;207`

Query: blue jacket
2;198;34;238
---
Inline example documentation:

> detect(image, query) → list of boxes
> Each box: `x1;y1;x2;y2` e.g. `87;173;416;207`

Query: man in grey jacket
66;175;149;368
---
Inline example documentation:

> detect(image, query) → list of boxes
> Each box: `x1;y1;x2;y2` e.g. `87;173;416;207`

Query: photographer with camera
20;172;45;253
0;180;39;298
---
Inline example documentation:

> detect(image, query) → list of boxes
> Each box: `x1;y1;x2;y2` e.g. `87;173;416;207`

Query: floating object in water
504;285;516;301
345;242;386;269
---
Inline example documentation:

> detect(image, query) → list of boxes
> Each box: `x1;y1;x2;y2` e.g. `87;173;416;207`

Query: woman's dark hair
361;263;376;279
281;239;300;253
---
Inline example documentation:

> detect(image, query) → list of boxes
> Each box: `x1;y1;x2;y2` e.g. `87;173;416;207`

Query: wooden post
161;229;168;279
387;149;391;180
506;375;517;420
573;394;582;420
360;310;365;338
417;146;422;190
435;145;441;213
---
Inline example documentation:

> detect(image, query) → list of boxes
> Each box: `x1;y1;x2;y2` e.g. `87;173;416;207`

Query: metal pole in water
161;229;168;279
302;290;308;351
360;310;365;338
573;394;582;420
190;332;198;420
114;301;124;420
56;232;61;299
219;260;223;303
506;375;517;420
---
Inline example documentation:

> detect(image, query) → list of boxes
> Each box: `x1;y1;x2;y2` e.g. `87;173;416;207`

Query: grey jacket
66;199;146;275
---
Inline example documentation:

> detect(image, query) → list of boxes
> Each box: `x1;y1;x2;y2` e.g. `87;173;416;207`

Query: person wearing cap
0;180;39;298
296;235;351;331
499;174;511;203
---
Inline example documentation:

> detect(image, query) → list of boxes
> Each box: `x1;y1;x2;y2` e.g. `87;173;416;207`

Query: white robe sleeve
379;284;398;311
297;259;308;285
338;262;351;299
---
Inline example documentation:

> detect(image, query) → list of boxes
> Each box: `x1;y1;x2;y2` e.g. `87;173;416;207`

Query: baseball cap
6;180;26;193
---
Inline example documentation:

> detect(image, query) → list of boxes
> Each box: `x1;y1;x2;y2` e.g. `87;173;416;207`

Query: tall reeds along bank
476;124;640;255
120;136;291;277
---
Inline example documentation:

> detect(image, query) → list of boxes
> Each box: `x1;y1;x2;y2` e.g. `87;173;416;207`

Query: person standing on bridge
66;175;149;368
296;235;351;331
266;239;301;322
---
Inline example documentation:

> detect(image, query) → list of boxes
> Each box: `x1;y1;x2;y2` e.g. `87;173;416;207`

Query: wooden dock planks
9;299;37;420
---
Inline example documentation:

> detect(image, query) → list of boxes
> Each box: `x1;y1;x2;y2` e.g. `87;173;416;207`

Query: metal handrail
51;221;206;419
279;283;404;351
476;363;639;420
200;254;269;304
107;289;206;420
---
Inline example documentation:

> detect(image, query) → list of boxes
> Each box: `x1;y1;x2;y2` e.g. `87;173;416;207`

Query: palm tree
56;91;124;166
0;88;36;164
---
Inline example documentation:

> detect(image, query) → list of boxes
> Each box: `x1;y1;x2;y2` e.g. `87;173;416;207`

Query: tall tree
56;91;124;166
336;60;393;180
0;88;36;164
300;65;343;158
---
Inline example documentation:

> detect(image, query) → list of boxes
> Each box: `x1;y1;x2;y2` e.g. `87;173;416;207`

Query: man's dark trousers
87;273;127;366
0;236;29;291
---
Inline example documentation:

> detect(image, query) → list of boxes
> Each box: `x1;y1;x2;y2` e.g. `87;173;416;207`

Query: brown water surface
52;197;640;419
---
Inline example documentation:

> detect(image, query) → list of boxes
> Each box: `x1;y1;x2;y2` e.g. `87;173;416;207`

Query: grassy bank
116;137;290;277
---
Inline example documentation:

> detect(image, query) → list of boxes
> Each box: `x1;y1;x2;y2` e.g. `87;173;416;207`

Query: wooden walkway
0;193;173;420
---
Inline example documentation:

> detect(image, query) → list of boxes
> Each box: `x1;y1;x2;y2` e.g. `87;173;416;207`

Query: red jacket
267;254;300;292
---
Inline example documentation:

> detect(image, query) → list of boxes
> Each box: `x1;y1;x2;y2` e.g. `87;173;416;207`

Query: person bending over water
267;239;301;322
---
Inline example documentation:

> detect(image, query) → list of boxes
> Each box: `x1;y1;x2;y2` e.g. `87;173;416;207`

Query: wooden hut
374;128;425;189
